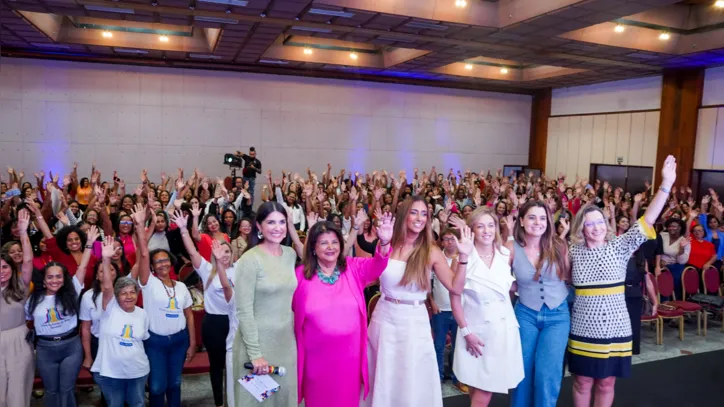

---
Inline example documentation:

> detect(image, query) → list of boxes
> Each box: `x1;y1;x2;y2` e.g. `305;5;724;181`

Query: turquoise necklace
316;264;341;285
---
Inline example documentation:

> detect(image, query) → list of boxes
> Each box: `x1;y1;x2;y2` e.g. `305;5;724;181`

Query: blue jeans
243;177;256;205
511;302;570;407
144;330;189;407
93;373;147;407
431;311;458;383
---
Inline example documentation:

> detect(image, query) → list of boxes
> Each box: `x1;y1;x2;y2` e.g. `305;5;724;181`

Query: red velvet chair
701;266;724;332
656;269;685;341
669;266;707;336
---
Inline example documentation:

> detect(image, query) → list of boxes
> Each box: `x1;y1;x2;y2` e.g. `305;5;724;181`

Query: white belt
381;294;426;306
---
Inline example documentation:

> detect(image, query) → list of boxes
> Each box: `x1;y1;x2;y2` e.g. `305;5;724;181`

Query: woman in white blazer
450;207;524;406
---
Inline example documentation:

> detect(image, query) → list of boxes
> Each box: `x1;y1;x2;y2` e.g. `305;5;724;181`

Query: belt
382;295;426;306
37;330;78;342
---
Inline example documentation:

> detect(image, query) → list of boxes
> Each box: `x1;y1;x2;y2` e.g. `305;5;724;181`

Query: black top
241;154;262;178
625;238;659;298
356;234;378;256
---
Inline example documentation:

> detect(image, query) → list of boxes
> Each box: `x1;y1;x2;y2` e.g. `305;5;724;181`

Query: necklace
481;252;494;260
316;264;341;285
162;280;176;298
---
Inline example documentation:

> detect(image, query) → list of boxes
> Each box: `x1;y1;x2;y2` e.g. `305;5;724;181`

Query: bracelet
457;261;468;265
659;186;671;194
459;326;472;337
507;236;514;241
353;226;360;230
85;245;93;249
379;240;390;247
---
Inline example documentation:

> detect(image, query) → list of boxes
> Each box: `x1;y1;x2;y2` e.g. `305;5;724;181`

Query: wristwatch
459;326;472;337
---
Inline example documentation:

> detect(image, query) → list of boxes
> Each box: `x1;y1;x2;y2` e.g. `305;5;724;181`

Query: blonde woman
172;211;234;407
363;196;470;407
568;157;676;407
450;208;523;407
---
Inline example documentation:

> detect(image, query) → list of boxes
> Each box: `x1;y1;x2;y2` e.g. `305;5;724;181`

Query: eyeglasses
583;219;607;228
153;258;171;265
441;237;456;242
119;221;133;225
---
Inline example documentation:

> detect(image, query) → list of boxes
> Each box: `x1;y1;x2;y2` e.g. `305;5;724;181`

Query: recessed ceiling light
303;47;312;55
614;24;625;33
159;35;169;43
464;64;472;70
102;31;113;38
349;52;358;60
716;0;724;8
500;67;509;74
455;0;467;8
659;32;670;40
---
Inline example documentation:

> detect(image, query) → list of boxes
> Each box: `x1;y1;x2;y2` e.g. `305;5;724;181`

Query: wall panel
694;108;718;170
0;58;532;192
551;76;662;116
547;111;660;179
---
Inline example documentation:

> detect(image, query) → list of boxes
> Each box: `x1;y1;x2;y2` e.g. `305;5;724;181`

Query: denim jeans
243;177;256;206
35;335;83;407
430;311;458;383
511;302;570;407
93;373;147;407
144;330;189;407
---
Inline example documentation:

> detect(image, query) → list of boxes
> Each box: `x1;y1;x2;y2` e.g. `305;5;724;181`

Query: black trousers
626;297;643;355
202;314;230;407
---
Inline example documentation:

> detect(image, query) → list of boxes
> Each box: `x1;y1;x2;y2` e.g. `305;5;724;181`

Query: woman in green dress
233;201;304;407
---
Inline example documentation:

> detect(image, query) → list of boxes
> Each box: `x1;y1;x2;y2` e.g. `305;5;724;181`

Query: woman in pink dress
292;209;393;407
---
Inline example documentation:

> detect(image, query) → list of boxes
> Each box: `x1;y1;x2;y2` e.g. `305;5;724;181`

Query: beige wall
0;58;532;190
694;107;724;171
546;112;659;180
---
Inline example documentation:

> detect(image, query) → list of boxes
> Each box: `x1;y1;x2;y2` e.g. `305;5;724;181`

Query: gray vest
512;241;568;311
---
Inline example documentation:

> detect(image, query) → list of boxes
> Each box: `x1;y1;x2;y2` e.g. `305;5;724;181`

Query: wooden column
528;88;552;171
656;68;704;188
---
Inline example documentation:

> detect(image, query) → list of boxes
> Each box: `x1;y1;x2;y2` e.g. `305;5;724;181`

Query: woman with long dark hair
232;201;304;407
363;196;469;407
0;209;34;407
293;209;392;407
26;225;96;407
508;200;570;407
191;202;230;262
231;218;252;262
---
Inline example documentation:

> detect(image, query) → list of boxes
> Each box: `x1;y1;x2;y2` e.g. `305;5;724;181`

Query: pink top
292;248;389;403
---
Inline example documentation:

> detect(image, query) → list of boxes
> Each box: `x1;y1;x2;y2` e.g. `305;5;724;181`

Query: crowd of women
0;154;720;407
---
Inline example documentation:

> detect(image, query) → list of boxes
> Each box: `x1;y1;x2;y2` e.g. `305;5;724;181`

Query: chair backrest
657;268;675;300
702;266;722;295
367;293;381;322
682;266;700;299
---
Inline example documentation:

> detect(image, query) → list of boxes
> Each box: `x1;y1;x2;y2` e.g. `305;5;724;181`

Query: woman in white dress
450;208;524;407
364;196;471;407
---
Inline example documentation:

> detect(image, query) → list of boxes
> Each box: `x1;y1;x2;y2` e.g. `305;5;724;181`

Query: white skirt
452;322;524;394
362;299;442;407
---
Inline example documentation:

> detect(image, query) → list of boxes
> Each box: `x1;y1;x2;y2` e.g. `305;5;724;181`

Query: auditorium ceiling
2;0;724;93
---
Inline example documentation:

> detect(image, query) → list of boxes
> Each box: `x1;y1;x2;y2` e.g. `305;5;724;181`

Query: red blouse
198;233;230;262
45;237;98;288
688;238;716;269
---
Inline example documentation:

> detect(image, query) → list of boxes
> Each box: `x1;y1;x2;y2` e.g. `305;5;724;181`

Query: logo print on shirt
119;324;135;347
165;297;180;318
45;307;64;324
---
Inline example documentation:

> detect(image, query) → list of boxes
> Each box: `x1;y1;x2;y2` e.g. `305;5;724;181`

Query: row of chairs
643;266;724;345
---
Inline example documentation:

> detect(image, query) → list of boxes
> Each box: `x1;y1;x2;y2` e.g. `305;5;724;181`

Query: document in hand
238;374;281;402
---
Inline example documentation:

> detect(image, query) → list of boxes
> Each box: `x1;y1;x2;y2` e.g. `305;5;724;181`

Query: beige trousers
0;324;35;407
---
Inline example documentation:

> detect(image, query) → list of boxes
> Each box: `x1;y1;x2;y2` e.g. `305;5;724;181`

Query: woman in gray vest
506;200;570;407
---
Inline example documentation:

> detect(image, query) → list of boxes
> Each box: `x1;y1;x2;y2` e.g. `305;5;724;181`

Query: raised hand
559;218;570;236
354;208;368;229
190;202;202;218
349;186;359;202
306;212;319;230
170;210;188;230
661;156;677;186
211;239;227;261
86;225;100;244
56;211;70;226
17;209;30;232
376;211;394;243
101;236;119;259
130;203;147;225
454;224;474;256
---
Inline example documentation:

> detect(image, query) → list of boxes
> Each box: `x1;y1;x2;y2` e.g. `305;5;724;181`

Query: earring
312;250;316;256
257;230;264;240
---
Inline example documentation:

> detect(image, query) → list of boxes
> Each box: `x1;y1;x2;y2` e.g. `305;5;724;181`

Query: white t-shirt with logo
194;258;235;316
26;276;83;336
91;298;150;379
79;289;104;338
139;274;192;335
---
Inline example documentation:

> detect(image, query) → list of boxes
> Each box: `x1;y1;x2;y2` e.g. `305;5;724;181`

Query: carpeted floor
443;349;724;407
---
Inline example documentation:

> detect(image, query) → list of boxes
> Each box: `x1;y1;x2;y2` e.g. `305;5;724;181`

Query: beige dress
233;245;298;407
0;284;34;407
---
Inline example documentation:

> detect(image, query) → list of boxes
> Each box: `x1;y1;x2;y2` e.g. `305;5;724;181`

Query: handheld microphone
243;362;287;377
